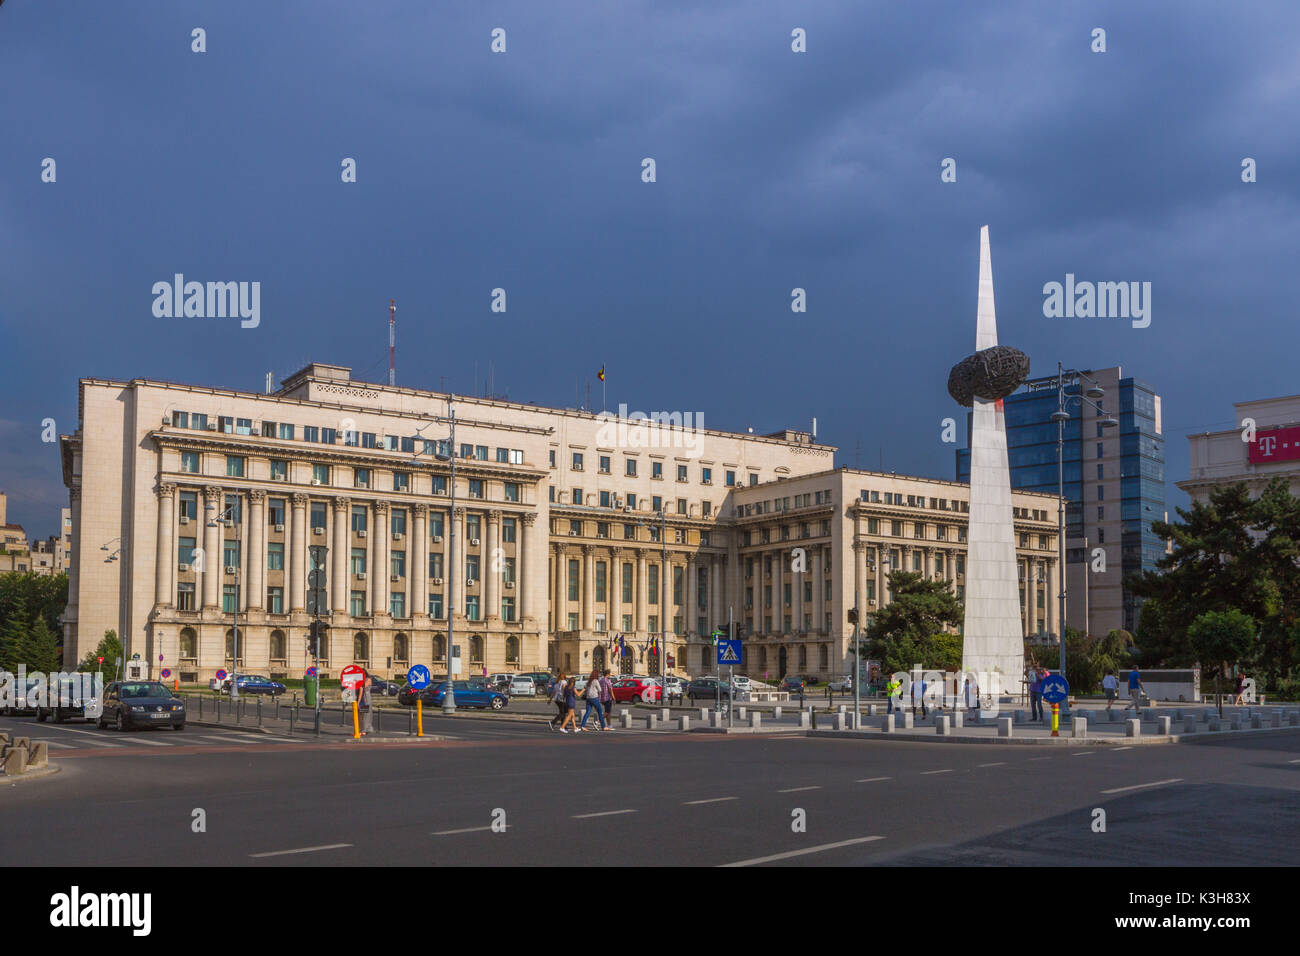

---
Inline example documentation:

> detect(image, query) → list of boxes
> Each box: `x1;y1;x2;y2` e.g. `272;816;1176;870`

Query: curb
185;720;274;735
2;764;63;782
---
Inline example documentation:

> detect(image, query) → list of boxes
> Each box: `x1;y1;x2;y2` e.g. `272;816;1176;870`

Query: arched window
269;630;286;661
433;635;446;662
758;646;767;672
819;645;829;670
592;645;606;671
798;645;808;668
393;633;409;663
354;632;369;663
225;628;243;662
505;636;520;664
470;636;484;664
179;627;197;660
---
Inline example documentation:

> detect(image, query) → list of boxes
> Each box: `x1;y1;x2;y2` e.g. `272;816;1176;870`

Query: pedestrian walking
599;669;616;731
964;676;979;715
1233;672;1246;707
549;673;569;730
359;676;373;736
1124;666;1144;711
1102;668;1119;714
911;675;928;718
886;675;901;715
1028;665;1044;721
578;669;605;731
559;674;581;733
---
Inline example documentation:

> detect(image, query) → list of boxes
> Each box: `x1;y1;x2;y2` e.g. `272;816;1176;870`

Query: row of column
745;548;828;632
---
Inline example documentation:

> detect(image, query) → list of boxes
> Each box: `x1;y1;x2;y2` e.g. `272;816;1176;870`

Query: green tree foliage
1187;609;1259;716
865;571;965;673
78;630;124;681
1129;479;1299;687
0;578;64;673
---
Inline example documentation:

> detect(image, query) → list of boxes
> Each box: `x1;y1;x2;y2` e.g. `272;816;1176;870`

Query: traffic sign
1041;673;1069;704
308;570;326;590
161;668;171;679
407;664;431;689
159;654;165;661
717;639;742;665
215;669;228;680
306;666;317;678
132;653;140;660
340;664;366;689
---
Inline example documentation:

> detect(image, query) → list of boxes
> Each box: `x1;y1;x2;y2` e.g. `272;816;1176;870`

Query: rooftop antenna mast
388;299;396;386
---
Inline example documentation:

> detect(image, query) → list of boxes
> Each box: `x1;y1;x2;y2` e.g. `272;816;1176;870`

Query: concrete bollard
3;748;28;775
1072;717;1087;739
1230;714;1242;731
833;714;846;731
1014;709;1026;723
660;708;670;723
1208;717;1221;731
678;716;691;731
773;706;783;720
737;707;747;720
868;704;878;716
998;717;1013;738
1270;712;1281;728
799;710;811;729
952;710;963;728
27;740;49;768
900;712;914;729
711;710;724;728
621;711;633;729
837;705;846;717
12;736;30;751
1157;716;1171;736
646;714;658;730
1184;716;1197;734
881;714;895;733
1251;714;1262;729
1290;712;1300;727
936;716;951;736
1126;719;1141;738
698;708;709;722
750;712;761;729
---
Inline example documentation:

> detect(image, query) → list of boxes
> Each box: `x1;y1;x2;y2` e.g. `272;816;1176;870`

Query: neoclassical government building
59;362;1061;683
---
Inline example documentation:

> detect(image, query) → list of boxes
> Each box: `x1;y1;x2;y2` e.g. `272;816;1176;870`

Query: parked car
687;677;732;701
522;671;552;693
509;676;537;697
611;678;661;704
36;677;96;723
3;676;43;716
369;676;403;696
801;674;821;686
399;681;507;710
97;681;186;731
222;674;286;696
828;675;853;693
780;675;806;693
661;676;687;699
486;673;514;692
730;675;753;693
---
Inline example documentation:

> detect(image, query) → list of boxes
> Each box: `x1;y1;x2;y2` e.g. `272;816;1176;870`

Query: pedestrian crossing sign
717;639;742;665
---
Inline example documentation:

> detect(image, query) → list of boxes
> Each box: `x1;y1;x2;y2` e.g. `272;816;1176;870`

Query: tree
1187;609;1258;717
78;630;124;681
26;618;61;674
865;571;965;673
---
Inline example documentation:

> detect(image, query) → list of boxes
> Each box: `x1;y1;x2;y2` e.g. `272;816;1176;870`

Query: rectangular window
475;445;488;461
599;455;611;474
312;464;330;485
568;612;580;631
390;592;406;618
226;455;245;478
190;413;208;431
652;462;663;479
267;587;284;614
393;472;409;492
503;556;516;586
348;591;365;616
385;436;398;451
466;554;479;581
503;482;520;502
626;493;637;510
354;468;370;488
509;449;524;465
268;498;285;526
429;593;444;618
466;514;481;540
501;517;516;543
429;552;443;579
677;498;687;515
277;423;294;440
465;595;480;621
648;565;660;604
725;470;735;486
179;491;198;521
180;451;199;474
219;415;234;434
303;426;319;443
173;411;189;429
391;550;406;578
351;506;367;532
595;561;606;601
267;542;284;571
1097;506;1105;520
310;502;327;531
623;523;635;540
222;585;239;613
572;488;584;505
361;432;377;449
568;559;580;601
431;511;445;537
501;597;516;622
572;452;584;471
322;427;337;445
432;475;447;495
625;459;637;477
749;473;758;486
599;490;611;508
269;459;288;480
469;479;484;499
673;566;683;606
223;541;240;569
496;447;509;463
349;548;366;575
178;536;196;566
651;495;662;512
649;615;659;634
622;563;633;603
549;449;557;468
391;509;407;536
677;464;688;482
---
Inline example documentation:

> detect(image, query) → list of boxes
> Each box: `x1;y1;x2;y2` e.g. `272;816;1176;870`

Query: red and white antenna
388;299;396;386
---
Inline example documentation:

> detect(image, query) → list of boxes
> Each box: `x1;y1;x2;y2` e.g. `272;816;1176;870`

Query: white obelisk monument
960;226;1025;697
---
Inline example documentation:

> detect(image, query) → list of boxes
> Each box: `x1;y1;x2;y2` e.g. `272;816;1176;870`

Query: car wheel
37;709;47;722
115;711;126;732
173;723;185;731
490;697;505;711
632;695;642;704
54;709;66;724
96;712;108;730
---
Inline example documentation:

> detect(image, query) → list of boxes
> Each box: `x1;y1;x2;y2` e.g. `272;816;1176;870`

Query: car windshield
121;682;170;699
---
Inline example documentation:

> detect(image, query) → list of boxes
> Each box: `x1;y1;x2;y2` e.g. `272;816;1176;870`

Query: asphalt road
4;713;1299;866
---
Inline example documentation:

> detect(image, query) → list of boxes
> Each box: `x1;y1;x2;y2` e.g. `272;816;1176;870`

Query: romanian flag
597;365;605;382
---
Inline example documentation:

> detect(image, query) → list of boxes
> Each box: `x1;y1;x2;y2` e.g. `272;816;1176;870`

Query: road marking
250;843;353;858
720;836;884;867
1112;746;1134;751
115;736;174;746
1100;778;1183;795
42;741;75;750
856;777;892;783
777;786;821;793
1027;757;1051;761
202;732;269;743
684;797;738;805
1289;759;1300;764
1071;751;1096;756
977;762;1006;767
572;809;637;819
432;825;512;835
19;723;111;739
920;769;953;775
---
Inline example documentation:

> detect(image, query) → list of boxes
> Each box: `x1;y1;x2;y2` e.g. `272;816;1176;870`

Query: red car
611;678;662;704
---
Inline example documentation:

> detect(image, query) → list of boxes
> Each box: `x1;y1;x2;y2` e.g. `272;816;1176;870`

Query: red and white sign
340;664;367;689
1250;426;1300;464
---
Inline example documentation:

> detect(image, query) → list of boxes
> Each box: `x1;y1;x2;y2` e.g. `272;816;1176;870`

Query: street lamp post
1049;363;1118;702
411;400;459;713
206;500;242;700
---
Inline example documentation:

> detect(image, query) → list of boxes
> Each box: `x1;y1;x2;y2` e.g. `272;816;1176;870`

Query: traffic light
307;621;327;657
847;607;859;626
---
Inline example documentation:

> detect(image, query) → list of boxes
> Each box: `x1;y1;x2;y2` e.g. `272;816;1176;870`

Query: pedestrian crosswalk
12;726;302;750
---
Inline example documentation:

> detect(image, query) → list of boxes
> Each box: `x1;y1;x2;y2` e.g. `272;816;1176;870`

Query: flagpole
602;362;606;412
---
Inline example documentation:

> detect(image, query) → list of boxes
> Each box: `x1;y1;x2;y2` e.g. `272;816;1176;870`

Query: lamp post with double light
205;500;243;700
411;401;459;714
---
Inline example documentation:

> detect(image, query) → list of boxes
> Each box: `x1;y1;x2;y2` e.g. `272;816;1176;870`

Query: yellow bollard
1051;702;1059;737
352;699;360;739
417;699;424;737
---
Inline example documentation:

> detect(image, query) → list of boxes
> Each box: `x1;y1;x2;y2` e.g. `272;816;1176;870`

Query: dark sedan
687;678;732;701
369;676;403;697
781;675;806;693
398;680;507;711
97;681;186;731
222;674;286;696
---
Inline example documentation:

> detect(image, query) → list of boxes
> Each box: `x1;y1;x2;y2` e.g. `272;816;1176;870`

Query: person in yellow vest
886;676;902;715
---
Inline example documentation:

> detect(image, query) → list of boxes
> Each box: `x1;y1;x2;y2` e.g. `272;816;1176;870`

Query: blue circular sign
407;664;431;690
1040;674;1069;704
215;669;228;680
161;668;171;679
305;666;317;678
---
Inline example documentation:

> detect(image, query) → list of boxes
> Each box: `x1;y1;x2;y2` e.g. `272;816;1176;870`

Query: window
350;548;366;575
568;560;580;601
222;540;240;569
1097;528;1105;544
173;411;190;429
509;449;523;465
386;436;398;451
179;582;195;611
180;451;199;474
270;459;287;480
191;413;208;431
568;519;581;536
600;490;611;508
361;432;377;449
178;537;197;566
219;416;234;434
623;523;636;540
503;482;519;502
273;422;291;440
599;455;611;474
222;584;239;613
626;493;637;510
312;464;330;485
226;455;245;478
549;450;557;468
572;452;584;471
677;498;687;515
465;595;480;621
350;591;366;616
652;495;662;512
179;491;198;521
267;587;284;614
267;542;284;571
501;517;516;543
725;470;735;486
468;479;484;499
701;467;712;484
501;597;516;622
749;473;758;486
391;550;405;578
303;426;319;442
572;488;583;505
268;498;285;525
391;509;407;536
429;553;443;579
322;427;337;444
621;563;634;603
343;426;358;447
1097;464;1104;480
496;447;509;463
475;445;488;461
466;514;481;540
648;565;659;604
1097;486;1105;501
431;475;447;495
652;462;663;479
626;459;637;477
466;554;479;581
677;464;688;482
310;502;327;531
1097;506;1105;521
353;468;370;488
595;562;606;602
393;471;409;492
503;556;516;585
390;592;406;618
351;506;367;533
429;593;444;618
431;511;445;538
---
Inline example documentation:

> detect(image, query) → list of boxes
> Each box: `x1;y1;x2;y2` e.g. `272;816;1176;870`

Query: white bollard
737;707;747;720
1184;716;1197;734
798;710;811;729
678;715;691;731
660;708;670;723
1157;716;1171;735
698;708;709;722
833;714;846;731
881;714;895;733
1126;719;1141;738
620;711;633;729
646;714;658;730
998;717;1013;738
900;712;914;729
773;706;782;720
936;716;951;736
952;710;963;728
1072;717;1087;739
750;712;761;729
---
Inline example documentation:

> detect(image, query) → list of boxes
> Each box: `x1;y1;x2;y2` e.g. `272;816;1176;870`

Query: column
874;547;885;609
774;548;785;632
1026;558;1038;637
792;548;804;632
1047;558;1059;638
610;548;623;633
450;506;465;619
924;547;934;580
727;537;740;627
686;554;697;634
202;486;223;609
155;483;176;607
331;497;350;614
238;493;249;613
486;509;501;621
413;504;429;619
582;545;595;630
812;545;824;634
520;514;536;623
289;493;308;612
247;490;265;610
853;541;866;618
551;545;562;631
371;501;390;616
636;549;648;633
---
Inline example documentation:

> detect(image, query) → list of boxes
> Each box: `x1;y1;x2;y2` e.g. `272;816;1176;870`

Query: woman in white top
1102;669;1119;713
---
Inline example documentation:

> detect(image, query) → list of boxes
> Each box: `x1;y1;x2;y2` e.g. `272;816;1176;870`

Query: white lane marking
200;732;268;743
684;797;737;805
115;736;173;746
19;723;114;740
43;741;75;750
777;786;822;793
1071;751;1096;756
572;809;638;819
199;736;269;745
1112;746;1134;751
1289;759;1300;764
920;769;953;775
432;825;512;835
1100;778;1183;795
856;777;892;783
720;836;884;867
977;762;1006;768
250;843;353;858
1027;757;1051;761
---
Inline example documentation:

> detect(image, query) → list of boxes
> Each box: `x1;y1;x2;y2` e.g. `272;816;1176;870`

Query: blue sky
2;0;1298;541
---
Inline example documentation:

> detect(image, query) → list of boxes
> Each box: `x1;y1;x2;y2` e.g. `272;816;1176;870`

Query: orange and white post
417;698;423;737
352;695;360;739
